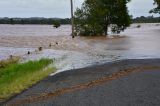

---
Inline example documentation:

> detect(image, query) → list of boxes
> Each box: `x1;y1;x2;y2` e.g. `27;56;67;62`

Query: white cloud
127;0;157;17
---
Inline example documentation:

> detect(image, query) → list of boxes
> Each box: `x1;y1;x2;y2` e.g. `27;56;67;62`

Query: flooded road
0;23;160;72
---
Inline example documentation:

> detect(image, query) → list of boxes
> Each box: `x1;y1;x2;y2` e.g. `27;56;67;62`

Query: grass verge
0;56;20;69
0;58;56;101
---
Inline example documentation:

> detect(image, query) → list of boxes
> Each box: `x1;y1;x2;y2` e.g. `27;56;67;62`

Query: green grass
0;58;56;100
0;56;20;69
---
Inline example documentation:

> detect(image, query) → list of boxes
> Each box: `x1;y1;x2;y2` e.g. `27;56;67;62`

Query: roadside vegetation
0;56;20;69
0;58;56;100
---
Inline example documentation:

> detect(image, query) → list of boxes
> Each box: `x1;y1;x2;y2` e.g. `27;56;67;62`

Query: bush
53;21;61;28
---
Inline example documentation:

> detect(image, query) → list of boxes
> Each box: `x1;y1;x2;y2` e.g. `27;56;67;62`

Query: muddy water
0;23;160;72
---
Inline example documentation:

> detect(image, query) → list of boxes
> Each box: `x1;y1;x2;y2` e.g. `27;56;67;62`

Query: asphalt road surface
2;59;160;106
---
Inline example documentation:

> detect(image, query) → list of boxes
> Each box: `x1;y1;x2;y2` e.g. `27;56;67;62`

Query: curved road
2;59;160;106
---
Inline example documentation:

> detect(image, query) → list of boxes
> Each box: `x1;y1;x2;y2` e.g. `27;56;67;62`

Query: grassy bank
0;56;20;69
0;58;56;100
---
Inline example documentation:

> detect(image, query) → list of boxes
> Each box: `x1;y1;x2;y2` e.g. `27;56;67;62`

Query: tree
74;0;131;36
53;20;61;28
150;0;160;14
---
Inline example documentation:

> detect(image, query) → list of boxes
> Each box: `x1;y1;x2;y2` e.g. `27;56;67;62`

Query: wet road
3;59;160;106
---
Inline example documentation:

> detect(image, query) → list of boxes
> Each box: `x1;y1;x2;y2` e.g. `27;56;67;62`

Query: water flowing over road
0;23;160;72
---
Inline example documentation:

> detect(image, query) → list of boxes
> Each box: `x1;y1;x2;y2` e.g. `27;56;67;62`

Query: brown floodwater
0;23;160;72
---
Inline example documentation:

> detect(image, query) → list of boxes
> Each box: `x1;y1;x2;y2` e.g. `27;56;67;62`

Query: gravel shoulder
2;59;160;106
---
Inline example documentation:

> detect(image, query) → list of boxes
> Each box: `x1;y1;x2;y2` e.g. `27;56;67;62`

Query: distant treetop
150;0;160;14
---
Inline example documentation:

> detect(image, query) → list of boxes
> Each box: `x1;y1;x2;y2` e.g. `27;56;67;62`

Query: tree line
0;17;70;25
0;16;159;25
132;16;160;23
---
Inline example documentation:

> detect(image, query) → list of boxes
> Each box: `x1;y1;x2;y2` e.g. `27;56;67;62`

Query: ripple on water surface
0;23;160;72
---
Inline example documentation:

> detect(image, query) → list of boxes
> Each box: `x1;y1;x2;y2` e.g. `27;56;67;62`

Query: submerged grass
0;58;56;100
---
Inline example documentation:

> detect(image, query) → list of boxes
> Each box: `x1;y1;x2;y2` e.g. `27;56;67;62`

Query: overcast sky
0;0;158;18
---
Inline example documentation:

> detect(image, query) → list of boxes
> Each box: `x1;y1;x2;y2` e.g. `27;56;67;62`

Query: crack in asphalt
6;66;160;106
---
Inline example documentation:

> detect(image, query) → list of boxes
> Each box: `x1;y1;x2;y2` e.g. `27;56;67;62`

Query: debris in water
56;42;58;45
49;43;52;47
136;25;141;28
28;51;31;55
10;55;13;59
38;47;43;51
